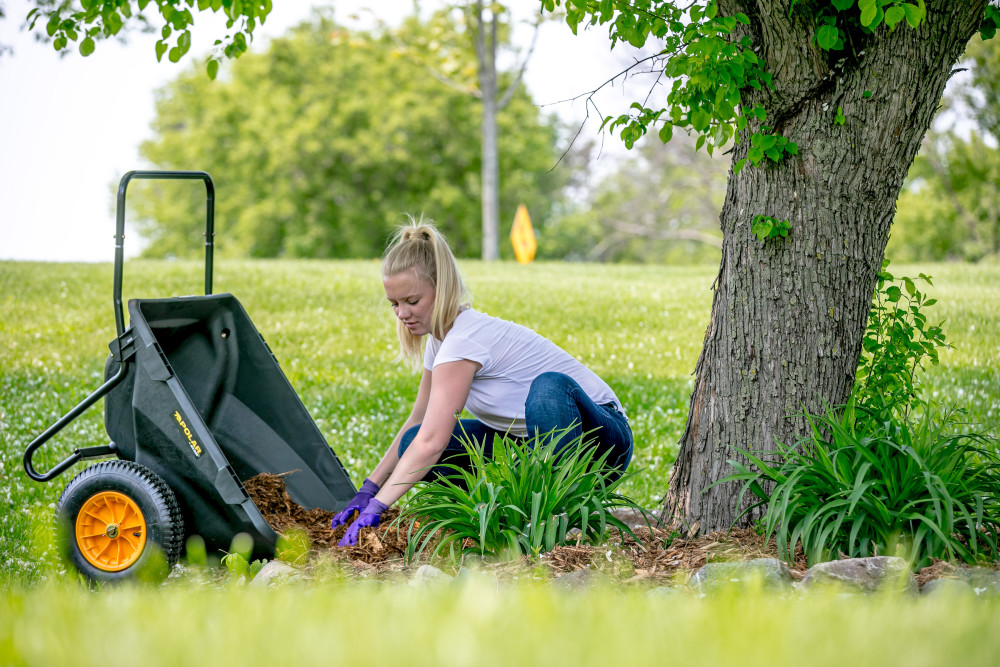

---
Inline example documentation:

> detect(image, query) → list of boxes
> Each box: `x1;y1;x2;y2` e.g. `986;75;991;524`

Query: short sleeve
433;334;491;370
423;336;440;371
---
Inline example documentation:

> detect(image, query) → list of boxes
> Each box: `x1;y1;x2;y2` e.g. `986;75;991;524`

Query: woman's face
383;268;436;337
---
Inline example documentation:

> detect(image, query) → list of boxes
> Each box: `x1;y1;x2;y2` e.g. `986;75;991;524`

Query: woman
334;219;633;546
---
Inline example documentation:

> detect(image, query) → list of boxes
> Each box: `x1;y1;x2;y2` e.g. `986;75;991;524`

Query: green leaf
168;45;181;63
658;122;673;143
902;3;924;28
816;24;840;50
860;2;878;27
207;58;220;80
691;108;711;132
832;0;854;10
155;39;167;62
79;36;95;56
884;6;905;29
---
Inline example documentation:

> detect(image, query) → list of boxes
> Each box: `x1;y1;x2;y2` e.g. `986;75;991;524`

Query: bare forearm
367;418;418;487
374;439;445;506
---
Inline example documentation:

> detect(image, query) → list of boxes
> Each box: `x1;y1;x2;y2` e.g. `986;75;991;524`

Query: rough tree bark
662;0;987;534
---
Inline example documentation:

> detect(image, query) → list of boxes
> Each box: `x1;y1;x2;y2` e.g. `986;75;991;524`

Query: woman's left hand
338;498;389;547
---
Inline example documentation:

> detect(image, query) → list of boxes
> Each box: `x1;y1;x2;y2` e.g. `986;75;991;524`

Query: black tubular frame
115;170;215;337
24;170;216;482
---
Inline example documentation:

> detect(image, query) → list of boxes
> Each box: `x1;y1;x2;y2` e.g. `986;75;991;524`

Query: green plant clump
722;401;1000;569
719;260;999;569
396;429;645;562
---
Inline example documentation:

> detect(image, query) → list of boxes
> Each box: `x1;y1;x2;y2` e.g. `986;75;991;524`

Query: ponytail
382;215;469;365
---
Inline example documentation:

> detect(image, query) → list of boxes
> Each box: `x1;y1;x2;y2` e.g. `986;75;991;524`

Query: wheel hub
75;491;147;572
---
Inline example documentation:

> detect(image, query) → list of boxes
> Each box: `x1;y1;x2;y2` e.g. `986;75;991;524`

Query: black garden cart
23;170;356;582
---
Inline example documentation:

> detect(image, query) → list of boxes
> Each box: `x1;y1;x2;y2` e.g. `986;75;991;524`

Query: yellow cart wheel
75;490;148;572
58;460;183;583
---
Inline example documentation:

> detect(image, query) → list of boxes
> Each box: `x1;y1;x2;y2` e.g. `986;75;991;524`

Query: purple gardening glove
331;478;380;528
338;498;389;547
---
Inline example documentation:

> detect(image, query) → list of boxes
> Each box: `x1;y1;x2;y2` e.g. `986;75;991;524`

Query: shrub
720;401;1000;569
855;259;948;421
395;428;645;562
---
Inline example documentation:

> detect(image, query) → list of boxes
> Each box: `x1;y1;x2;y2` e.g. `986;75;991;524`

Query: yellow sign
510;204;537;264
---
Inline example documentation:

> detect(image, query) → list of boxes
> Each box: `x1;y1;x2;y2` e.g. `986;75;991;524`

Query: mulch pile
243;472;410;565
242;472;981;586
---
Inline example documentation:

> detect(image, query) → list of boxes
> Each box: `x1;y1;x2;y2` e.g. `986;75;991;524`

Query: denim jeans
397;371;633;481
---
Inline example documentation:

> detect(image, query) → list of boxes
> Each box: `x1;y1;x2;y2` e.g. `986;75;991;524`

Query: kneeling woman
334;220;633;545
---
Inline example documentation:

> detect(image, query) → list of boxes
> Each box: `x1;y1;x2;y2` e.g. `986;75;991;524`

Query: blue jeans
397;372;633;481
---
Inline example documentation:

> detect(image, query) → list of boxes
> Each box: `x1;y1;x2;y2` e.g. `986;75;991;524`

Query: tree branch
497;9;542;111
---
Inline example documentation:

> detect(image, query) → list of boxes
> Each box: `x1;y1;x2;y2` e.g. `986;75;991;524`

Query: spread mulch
243;472;409;565
243;472;986;586
244;472;810;582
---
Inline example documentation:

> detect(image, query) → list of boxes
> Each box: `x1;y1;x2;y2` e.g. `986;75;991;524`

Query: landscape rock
801;557;918;595
920;577;977;599
409;564;452;586
553;568;612;590
250;560;302;587
609;508;662;529
646;585;689;599
957;568;1000;597
690;558;793;594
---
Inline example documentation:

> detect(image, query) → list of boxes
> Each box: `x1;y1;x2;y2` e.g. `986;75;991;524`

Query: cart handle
114;170;215;337
22;363;125;482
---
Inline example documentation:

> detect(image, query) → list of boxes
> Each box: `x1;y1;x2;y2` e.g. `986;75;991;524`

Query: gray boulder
801;557;918;595
957;567;1000;597
646;585;690;599
409;564;453;586
250;560;303;587
553;568;612;590
690;558;793;594
920;577;977;599
609;508;661;529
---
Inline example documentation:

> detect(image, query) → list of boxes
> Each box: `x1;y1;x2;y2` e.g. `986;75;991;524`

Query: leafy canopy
541;0;997;171
27;0;270;76
135;12;568;259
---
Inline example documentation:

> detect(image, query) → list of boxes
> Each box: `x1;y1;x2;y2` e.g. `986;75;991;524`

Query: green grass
1;259;999;588
2;580;1000;666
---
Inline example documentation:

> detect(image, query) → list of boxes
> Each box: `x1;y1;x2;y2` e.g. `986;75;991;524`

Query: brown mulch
243;472;410;565
242;472;988;585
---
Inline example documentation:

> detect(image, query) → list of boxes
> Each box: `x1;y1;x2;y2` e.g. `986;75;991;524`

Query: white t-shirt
423;309;623;436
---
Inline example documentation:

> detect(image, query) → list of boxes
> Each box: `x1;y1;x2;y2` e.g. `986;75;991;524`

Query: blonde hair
382;215;469;365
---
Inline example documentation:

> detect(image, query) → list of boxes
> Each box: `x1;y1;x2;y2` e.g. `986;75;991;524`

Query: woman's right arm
367;367;433;487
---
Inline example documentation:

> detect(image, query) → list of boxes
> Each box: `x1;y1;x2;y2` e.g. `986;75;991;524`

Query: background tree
383;2;543;261
542;133;726;263
133;11;567;259
546;0;999;534
22;0;547;261
889;35;1000;262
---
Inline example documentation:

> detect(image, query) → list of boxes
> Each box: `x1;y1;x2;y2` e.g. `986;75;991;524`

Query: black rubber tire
57;460;184;583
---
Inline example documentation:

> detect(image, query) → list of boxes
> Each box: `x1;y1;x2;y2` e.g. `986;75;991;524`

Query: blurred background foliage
132;11;999;265
134;9;567;259
889;35;1000;263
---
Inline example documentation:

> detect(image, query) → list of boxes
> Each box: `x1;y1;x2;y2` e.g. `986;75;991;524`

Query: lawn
1;259;999;589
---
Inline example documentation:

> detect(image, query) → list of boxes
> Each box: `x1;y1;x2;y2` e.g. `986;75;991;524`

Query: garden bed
244;472;815;582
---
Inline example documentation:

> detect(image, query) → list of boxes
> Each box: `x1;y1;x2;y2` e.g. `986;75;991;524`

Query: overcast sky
0;0;646;262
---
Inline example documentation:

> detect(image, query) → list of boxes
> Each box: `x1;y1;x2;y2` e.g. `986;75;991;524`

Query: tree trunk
475;2;501;261
663;0;987;534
